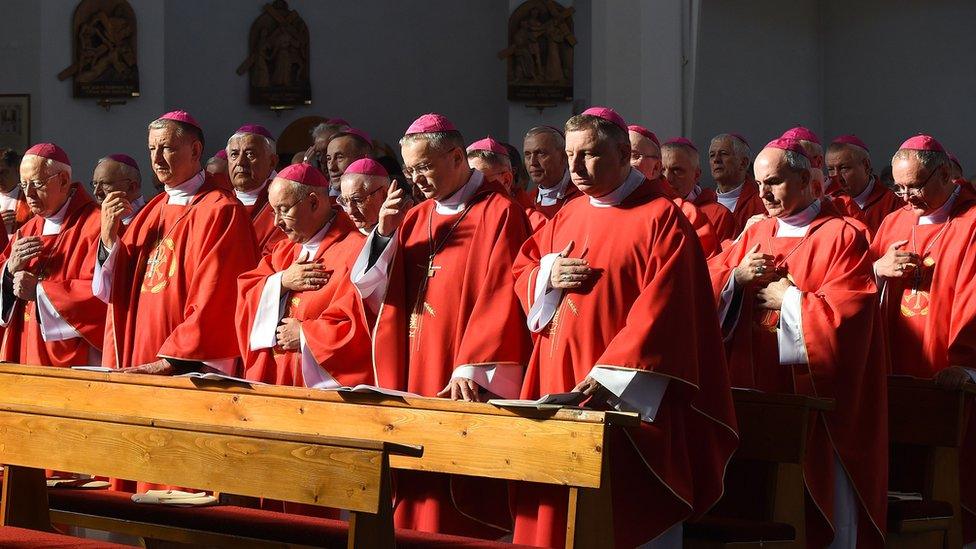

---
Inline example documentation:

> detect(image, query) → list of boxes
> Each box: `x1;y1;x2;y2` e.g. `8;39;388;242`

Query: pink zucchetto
405;113;457;135
831;134;870;152
158;110;201;130
898;134;945;153
277;163;329;188
106;153;138;169
663;137;698;152
214;149;227;160
627;125;660;148
581;107;627;131
236;124;274;140
764;138;809;158
344;158;389;178
466;136;509;156
781;126;820;144
25;143;70;166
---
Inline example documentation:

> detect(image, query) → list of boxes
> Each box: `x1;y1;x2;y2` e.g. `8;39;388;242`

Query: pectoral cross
422;257;441;278
145;250;165;278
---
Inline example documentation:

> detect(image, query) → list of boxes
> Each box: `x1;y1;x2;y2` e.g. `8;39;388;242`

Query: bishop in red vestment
825;135;903;238
352;114;532;539
467;136;546;232
238;163;372;388
0;143;104;367
662;137;737;243
227;124;285;255
709;139;887;548
512;108;738;548
871;135;976;543
338;158;391;236
92;154;148;230
523;126;581;217
709;133;767;234
94;110;259;376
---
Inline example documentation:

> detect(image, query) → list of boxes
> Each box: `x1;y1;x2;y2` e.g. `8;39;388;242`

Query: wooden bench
685;389;834;549
0;364;636;548
0;401;421;548
887;376;974;549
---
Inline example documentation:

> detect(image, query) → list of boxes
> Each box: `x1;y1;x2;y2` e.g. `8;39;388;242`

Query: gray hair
399;130;465;154
799;140;823;160
96;156;140;183
661;142;700;166
711;134;750;160
23;155;72;180
311;122;348;140
466;149;512;170
524;126;566;150
226;131;276;155
565;115;629;148
892;149;949;173
783;150;812;174
148;118;205;148
281;179;313;201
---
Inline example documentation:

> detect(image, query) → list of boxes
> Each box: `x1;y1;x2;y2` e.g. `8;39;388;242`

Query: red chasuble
709;201;887;548
650;178;721;257
242;186;286;256
237;214;372;387
528;179;582;218
511;179;739;548
695;184;767;237
102;173;259;369
511;187;547;232
826;178;903;238
0;186;105;366
372;177;532;539
870;185;976;542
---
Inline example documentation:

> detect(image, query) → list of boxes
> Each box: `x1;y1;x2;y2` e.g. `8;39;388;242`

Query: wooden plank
0;465;52;531
565;452;614;549
347;453;395;549
0;369;608;487
0;410;386;513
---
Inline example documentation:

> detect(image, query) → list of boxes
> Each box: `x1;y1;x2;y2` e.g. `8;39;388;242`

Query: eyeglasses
403;148;456;178
894;167;941;199
337;186;384;210
630;152;660;162
90;178;133;192
20;172;61;192
272;196;306;219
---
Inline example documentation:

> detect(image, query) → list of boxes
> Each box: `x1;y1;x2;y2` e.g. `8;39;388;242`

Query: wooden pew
685;389;834;549
0;401;420;549
887;376;974;549
0;364;635;548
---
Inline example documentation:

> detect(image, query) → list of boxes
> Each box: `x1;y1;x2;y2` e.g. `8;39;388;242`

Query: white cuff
589;366;669;423
351;228;397;314
93;242;119;304
299;327;340;390
777;286;809;365
451;363;524;399
249;272;285;351
526;252;563;333
201;358;236;376
36;282;82;342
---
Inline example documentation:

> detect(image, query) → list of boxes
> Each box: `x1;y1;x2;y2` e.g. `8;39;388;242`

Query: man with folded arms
0;143;104;367
238;163;371;388
227;124;284;255
661;137;736;242
824;134;902;237
709;138;887;548
352;112;531;538
512;107;737;548
523;125;579;217
95;110;258;374
871;134;976;544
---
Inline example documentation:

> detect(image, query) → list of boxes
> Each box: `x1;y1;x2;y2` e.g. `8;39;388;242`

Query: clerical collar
775;199;821;237
234;170;276;206
329;186;341;198
42;187;76;236
716;183;744;212
852;177;876;209
0;185;20;199
918;185;961;226
122;195;147;226
588;168;644;208
435;169;483;215
300;212;336;257
536;169;571;206
165;170;206;205
686;185;702;201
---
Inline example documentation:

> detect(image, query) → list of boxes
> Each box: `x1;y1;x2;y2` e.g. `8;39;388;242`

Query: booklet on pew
488;392;587;409
327;385;417;398
71;366;117;373
177;372;266;385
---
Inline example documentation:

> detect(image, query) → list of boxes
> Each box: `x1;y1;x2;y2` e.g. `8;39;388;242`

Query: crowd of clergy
1;104;974;549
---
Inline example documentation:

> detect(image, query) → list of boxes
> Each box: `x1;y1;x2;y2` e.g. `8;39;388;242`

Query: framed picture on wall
0;94;30;153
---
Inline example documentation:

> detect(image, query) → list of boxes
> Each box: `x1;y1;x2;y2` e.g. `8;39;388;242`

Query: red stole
512;180;738;548
709;202;888;548
0;186;105;366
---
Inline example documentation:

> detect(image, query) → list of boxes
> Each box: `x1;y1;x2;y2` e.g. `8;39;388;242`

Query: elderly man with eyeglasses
0;142;105;367
870;134;976;546
92;154;145;228
338;158;391;235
